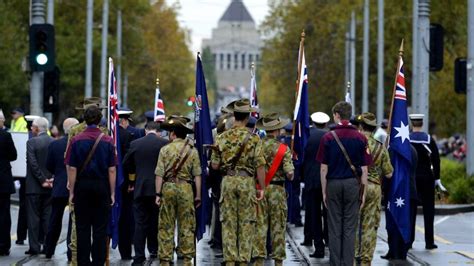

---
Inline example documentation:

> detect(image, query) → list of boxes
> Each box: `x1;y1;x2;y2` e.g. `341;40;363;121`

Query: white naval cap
117;110;133;115
310;112;330;124
25;115;41;122
409;113;425;120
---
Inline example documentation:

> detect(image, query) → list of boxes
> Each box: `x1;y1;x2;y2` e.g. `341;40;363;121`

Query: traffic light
430;23;444;72
187;96;196;107
454;58;466;94
29;24;55;72
43;66;60;112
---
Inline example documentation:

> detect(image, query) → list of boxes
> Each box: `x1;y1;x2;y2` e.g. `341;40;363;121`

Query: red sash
257;143;287;189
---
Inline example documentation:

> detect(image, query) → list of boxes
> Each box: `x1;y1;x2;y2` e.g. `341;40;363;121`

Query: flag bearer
253;113;294;266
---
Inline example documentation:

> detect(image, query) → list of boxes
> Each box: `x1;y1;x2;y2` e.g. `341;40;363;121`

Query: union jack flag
249;65;259;118
107;57;123;249
394;58;407;101
154;85;165;122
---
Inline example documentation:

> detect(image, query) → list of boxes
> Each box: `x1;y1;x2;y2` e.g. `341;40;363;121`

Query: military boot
275;260;283;266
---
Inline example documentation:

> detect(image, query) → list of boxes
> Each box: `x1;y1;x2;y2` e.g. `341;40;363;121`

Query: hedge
440;158;474;204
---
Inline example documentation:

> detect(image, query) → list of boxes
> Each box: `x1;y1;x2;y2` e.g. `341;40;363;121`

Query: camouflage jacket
155;138;201;181
211;126;265;176
365;132;393;184
261;135;293;182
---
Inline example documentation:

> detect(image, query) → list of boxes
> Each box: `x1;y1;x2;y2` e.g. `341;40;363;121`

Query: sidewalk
286;210;474;265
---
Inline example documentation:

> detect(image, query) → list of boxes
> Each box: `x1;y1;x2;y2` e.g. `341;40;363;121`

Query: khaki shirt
211;126;265;176
154;138;201;181
261;135;293;182
365;133;393;184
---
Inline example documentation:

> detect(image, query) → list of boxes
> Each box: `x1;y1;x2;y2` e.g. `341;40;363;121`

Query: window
249;54;254;69
227;54;231;70
234;53;238;70
241;53;246;69
213;53;217;69
220;53;224;70
256;54;260;63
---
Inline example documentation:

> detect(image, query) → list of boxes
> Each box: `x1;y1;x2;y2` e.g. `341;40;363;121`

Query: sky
165;0;270;53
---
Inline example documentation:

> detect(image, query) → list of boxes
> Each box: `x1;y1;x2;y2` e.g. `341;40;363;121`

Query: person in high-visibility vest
10;108;28;133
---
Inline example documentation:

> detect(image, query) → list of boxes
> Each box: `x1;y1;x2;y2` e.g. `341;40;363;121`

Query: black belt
269;180;285;186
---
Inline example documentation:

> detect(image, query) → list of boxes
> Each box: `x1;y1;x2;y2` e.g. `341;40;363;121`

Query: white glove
435;179;447;192
14;180;21;190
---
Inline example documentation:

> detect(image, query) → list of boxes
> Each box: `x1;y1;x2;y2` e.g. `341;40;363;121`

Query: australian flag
107;57;124;248
154;84;165;122
194;53;212;241
387;57;412;243
292;46;310;166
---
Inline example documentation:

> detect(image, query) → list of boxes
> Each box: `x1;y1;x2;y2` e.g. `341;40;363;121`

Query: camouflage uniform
155;138;201;265
253;136;293;264
355;134;393;264
66;122;108;265
211;126;265;264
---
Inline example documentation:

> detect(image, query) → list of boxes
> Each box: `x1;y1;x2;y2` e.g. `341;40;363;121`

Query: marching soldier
409;114;445;250
155;115;202;266
354;113;393;265
253;113;294;266
211;99;266;266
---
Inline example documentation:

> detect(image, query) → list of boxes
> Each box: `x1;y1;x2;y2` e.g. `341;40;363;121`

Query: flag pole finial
156;78;160;86
301;30;305;40
399;39;405;56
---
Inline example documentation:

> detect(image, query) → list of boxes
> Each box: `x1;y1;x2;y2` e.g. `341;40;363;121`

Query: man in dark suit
0;121;17;256
43;118;79;259
25;117;54;255
301;112;330;258
123;121;168;265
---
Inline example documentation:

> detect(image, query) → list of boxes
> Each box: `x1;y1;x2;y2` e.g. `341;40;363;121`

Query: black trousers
415;177;435;246
44;197;71;257
0;194;11;253
16;178;27;241
303;187;328;250
74;179;110;266
119;188;134;259
133;196;159;262
287;179;302;224
26;193;52;253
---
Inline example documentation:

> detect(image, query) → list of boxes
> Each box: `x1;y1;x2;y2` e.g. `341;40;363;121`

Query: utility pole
376;0;384;122
30;0;46;116
345;30;350;90
85;0;93;98
467;0;474;175
100;0;109;101
123;74;128;108
116;10;122;104
418;0;430;131
44;0;54;123
350;11;357;114
412;0;419;113
362;0;370;113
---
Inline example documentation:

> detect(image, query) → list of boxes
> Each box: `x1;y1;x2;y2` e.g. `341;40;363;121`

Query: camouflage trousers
220;176;257;263
159;182;195;263
252;184;287;262
355;183;382;265
69;203;77;266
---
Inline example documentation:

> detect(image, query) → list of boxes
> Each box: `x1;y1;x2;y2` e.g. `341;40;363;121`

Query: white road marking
434;216;451;226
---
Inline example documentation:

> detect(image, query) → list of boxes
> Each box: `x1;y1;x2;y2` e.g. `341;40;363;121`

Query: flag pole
107;57;113;132
385;39;405;147
290;30;306;154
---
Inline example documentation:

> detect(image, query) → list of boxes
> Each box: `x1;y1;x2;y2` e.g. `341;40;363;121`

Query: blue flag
387;57;412;243
107;57;123;248
292;47;310;167
194;53;213;241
